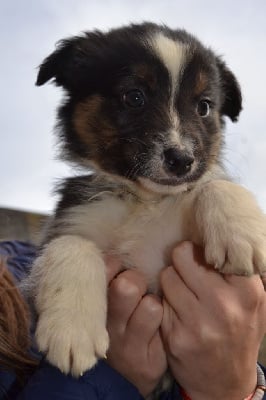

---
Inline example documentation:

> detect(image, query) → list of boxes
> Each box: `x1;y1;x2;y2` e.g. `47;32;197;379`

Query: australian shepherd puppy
28;22;266;393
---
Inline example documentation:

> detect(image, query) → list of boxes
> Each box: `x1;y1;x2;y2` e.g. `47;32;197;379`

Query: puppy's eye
123;90;145;108
197;100;211;117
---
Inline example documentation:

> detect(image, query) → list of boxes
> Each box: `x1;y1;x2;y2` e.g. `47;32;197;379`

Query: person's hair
0;257;38;382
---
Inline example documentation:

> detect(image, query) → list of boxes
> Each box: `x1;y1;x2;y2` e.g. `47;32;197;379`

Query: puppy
29;22;266;392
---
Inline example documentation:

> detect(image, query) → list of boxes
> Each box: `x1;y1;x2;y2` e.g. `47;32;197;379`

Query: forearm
179;366;265;400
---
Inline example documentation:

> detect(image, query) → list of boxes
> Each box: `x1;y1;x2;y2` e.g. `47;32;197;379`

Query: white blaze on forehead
149;32;188;145
150;32;187;93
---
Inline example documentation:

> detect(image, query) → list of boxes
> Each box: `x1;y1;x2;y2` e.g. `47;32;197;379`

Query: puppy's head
37;23;242;194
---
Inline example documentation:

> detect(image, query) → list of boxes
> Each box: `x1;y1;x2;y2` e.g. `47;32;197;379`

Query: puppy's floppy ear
36;32;106;92
36;38;80;88
216;58;242;122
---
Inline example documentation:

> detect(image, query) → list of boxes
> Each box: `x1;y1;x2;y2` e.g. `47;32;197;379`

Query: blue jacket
17;360;183;400
0;241;181;400
1;241;266;400
0;241;37;400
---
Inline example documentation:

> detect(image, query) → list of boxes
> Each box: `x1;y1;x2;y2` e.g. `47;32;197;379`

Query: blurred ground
0;207;48;244
0;206;265;364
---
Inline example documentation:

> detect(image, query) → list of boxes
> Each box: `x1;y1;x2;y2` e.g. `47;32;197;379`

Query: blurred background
0;0;266;215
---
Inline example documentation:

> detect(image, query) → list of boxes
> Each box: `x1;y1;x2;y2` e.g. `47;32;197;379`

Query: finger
160;266;199;322
225;273;263;289
108;269;147;333
126;294;163;343
261;273;266;290
172;242;227;297
161;298;182;356
161;298;177;341
147;330;167;370
104;254;123;284
225;273;265;308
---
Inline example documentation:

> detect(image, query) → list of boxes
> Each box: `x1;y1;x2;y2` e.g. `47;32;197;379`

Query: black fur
37;23;242;192
36;23;244;398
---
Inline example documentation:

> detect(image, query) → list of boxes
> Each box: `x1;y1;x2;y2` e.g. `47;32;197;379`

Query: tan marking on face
208;111;223;166
195;71;208;96
133;64;157;88
73;96;102;146
73;95;117;152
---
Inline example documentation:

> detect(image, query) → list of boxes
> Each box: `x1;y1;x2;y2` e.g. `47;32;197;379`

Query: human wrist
181;381;257;400
180;364;266;400
181;388;256;400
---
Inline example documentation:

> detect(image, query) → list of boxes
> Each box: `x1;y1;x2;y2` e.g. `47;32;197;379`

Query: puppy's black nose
163;148;194;176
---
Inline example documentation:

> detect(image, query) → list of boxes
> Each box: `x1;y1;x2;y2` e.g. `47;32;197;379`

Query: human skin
105;245;266;399
105;256;167;397
161;242;266;400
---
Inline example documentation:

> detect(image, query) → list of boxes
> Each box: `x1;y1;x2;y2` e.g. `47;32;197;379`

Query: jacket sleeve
17;360;145;400
259;364;266;399
0;240;36;282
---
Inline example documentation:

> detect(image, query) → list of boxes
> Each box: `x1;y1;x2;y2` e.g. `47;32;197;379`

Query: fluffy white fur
31;173;266;376
30;25;266;380
30;236;108;375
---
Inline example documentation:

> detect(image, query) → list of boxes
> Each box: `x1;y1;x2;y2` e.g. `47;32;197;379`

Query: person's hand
161;241;266;400
105;257;167;398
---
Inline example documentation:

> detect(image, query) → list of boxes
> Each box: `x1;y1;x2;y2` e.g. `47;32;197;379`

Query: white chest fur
57;193;188;291
33;176;266;377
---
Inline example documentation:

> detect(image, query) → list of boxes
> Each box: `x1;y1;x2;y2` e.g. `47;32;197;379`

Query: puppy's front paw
36;311;109;376
194;180;266;275
204;224;266;276
32;235;109;376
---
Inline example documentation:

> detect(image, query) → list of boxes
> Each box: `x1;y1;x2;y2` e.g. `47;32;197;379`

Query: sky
1;0;266;213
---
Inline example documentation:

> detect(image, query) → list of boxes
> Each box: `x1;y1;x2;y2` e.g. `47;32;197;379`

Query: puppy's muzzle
163;148;194;177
